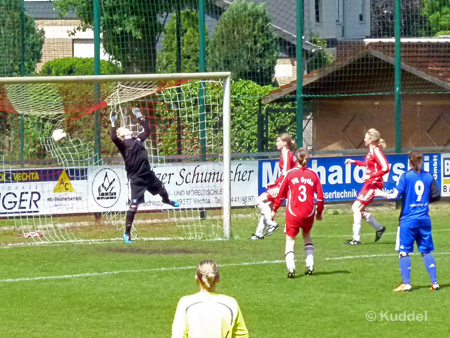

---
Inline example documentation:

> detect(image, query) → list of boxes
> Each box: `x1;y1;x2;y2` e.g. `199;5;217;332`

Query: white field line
2;253;450;284
2;228;450;248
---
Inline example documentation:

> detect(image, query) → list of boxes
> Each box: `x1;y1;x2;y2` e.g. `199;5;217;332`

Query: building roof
263;39;450;104
214;0;319;52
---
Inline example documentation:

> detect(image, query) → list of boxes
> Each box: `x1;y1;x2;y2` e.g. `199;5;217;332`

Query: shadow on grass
413;283;449;291
365;241;396;246
307;270;351;276
288;270;351;278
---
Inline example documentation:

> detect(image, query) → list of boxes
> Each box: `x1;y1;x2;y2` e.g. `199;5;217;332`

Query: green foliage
22;116;54;160
231;79;297;153
0;0;44;76
54;0;195;74
156;10;209;73
143;79;296;156
207;0;279;86
231;80;271;153
308;35;333;72
40;57;122;76
422;0;450;35
371;0;429;37
435;30;450;37
147;81;225;158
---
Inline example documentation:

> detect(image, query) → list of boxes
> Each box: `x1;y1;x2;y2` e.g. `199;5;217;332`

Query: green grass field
1;202;449;337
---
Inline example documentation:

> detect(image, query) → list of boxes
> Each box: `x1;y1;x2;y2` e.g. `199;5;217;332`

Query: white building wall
342;0;371;38
306;0;370;40
34;20;111;72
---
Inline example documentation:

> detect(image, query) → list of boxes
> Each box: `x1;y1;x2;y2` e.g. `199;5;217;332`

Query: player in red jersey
272;148;324;277
344;128;390;245
249;134;297;240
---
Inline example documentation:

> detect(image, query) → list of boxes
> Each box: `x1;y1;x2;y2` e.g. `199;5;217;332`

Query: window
315;0;322;23
359;0;365;22
336;0;343;23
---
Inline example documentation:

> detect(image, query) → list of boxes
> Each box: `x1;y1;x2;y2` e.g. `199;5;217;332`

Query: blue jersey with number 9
395;170;435;222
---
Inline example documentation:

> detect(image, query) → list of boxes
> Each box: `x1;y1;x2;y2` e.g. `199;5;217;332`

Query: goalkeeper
110;108;179;244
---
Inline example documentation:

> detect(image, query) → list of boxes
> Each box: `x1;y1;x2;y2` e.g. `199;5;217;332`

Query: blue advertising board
258;153;441;202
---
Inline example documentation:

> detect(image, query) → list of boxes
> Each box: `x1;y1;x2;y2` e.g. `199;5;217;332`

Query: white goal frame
0;72;232;239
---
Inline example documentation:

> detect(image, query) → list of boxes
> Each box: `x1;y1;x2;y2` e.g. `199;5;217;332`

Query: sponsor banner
1;154;443;215
89;161;258;212
441;153;450;197
0;168;88;216
88;166;127;212
1;162;257;216
258;153;441;202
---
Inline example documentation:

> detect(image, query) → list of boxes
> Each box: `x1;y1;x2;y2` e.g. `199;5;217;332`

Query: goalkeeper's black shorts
129;171;164;205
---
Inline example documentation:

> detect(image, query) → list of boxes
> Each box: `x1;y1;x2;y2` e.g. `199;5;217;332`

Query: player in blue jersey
375;151;441;292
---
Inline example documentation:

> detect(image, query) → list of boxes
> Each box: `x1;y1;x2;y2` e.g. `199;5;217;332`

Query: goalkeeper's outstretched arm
133;108;150;142
110;111;123;149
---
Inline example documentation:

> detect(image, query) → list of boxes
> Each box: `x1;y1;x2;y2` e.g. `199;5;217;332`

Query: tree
371;0;429;38
422;0;450;36
0;0;44;76
54;0;195;74
207;0;279;86
307;35;333;73
156;10;209;73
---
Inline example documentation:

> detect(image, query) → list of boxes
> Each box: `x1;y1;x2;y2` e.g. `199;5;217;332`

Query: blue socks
399;255;411;284
399;253;438;285
422;253;438;284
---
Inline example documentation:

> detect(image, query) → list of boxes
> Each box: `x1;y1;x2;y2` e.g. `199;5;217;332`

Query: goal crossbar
0;72;231;84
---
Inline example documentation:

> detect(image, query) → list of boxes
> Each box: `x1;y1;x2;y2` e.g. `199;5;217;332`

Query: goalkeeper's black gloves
110;111;118;127
132;108;145;121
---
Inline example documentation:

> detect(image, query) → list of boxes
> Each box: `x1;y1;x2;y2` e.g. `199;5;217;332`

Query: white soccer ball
52;129;67;142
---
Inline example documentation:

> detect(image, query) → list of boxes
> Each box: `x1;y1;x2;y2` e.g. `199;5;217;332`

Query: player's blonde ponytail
196;260;220;290
295;148;309;167
367;128;386;149
279;133;296;150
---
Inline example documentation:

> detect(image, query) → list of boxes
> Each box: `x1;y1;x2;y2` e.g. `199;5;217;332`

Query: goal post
0;72;232;244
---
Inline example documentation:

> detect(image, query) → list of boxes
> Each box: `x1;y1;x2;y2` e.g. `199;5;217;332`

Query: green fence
1;0;450;153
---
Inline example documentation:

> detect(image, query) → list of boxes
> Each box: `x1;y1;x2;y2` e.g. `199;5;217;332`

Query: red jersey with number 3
273;167;324;219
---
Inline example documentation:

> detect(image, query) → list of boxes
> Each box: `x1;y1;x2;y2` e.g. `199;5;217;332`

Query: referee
110;108;179;244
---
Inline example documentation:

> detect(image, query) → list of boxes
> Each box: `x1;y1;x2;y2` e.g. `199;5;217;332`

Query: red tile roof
264;39;450;104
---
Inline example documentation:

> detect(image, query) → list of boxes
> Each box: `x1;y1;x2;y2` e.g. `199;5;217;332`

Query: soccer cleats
344;239;361;246
248;234;264;240
123;233;132;244
265;223;280;237
162;199;180;207
393;283;412;292
287;269;296;278
430;282;440;291
375;226;386;242
305;266;314;275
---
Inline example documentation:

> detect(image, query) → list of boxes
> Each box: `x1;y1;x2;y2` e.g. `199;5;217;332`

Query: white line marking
2;253;450;283
2;228;450;248
0;260;284;283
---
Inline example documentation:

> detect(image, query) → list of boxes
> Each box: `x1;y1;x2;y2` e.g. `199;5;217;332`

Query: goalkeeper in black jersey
110;108;179;244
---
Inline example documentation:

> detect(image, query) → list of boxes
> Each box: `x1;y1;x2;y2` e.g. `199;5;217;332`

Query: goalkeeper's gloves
132;108;144;120
110;111;118;127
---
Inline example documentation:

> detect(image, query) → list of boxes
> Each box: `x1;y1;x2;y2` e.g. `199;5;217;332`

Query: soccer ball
52;129;67;142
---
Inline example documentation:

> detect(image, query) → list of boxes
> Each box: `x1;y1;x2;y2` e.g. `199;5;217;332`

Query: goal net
0;73;231;245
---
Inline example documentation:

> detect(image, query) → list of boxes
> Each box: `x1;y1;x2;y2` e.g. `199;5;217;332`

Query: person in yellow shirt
172;260;249;338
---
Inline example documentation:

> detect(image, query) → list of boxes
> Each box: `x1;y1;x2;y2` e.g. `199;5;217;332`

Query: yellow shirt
172;291;249;338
